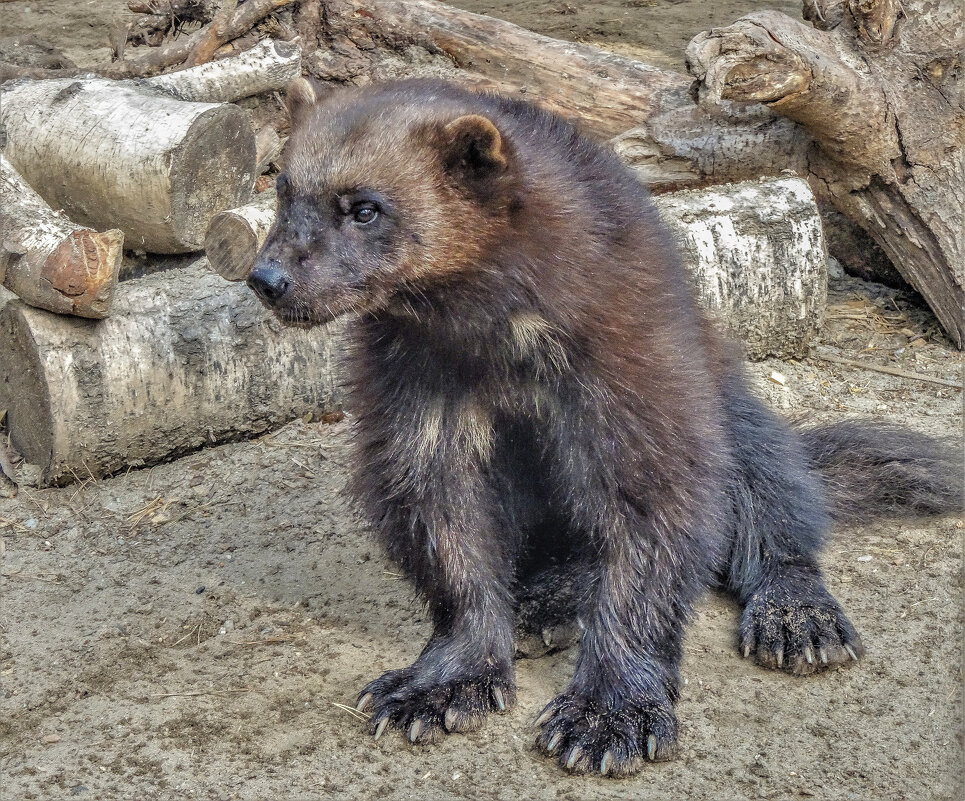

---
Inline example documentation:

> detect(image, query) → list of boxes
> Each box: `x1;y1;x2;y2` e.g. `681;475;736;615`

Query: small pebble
195;585;205;594
856;555;873;562
41;734;61;744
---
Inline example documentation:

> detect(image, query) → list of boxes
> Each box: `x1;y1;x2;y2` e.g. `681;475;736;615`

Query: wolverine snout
247;259;291;304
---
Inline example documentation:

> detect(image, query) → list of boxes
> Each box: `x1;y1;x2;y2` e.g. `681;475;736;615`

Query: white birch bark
143;38;301;103
0;78;256;253
0;258;344;487
653;177;827;360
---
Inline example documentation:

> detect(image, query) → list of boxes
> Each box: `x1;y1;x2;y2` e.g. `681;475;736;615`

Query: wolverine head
248;78;523;326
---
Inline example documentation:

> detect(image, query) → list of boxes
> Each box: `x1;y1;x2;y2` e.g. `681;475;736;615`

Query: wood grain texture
0;259;343;486
687;0;964;346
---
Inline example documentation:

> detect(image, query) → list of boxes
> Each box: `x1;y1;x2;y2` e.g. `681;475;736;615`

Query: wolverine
247;77;961;777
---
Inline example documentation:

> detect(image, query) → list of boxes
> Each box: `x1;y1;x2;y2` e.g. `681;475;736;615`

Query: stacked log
0;259;344;487
0;155;123;318
205;176;828;359
0;78;256;254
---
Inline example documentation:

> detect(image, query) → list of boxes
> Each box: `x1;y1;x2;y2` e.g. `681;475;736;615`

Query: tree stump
686;0;964;347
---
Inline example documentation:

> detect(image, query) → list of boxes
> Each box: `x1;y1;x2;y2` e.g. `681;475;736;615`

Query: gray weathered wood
686;0;964;347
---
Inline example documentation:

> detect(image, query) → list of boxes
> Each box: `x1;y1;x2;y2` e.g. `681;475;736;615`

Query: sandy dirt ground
1;2;963;800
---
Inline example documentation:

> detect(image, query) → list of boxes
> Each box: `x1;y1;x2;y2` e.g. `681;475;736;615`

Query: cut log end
1;153;123;318
169;103;257;251
204;192;277;281
43;228;124;318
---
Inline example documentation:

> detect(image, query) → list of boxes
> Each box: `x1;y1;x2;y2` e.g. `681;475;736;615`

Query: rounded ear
441;114;509;175
285;77;322;127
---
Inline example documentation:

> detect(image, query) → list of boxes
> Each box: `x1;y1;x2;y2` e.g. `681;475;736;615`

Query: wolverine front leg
352;400;518;744
535;407;726;776
534;511;705;775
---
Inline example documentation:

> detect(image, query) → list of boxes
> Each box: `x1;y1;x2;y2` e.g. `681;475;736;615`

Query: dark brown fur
248;78;962;777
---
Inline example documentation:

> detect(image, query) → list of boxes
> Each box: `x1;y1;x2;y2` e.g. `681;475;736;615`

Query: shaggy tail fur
799;422;963;523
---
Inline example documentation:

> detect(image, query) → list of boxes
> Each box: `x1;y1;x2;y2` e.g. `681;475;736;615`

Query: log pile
686;0;964;347
205;177;827;360
1;0;959;486
285;0;960;345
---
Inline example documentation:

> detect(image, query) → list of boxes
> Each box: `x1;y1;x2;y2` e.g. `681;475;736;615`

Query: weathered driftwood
0;259;343;487
652;177;826;359
143;38;301;103
686;0;964;347
0;77;256;253
204;190;277;281
298;0;686;138
206;174;824;358
292;0;809;189
292;0;959;339
0;154;123;318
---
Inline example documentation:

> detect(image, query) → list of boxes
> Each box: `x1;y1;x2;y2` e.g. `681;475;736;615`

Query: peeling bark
687;0;965;347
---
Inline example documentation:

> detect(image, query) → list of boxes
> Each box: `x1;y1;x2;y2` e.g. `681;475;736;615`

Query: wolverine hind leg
721;378;864;675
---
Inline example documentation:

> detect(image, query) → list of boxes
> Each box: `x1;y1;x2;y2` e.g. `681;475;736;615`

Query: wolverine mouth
275;308;319;328
271;296;360;328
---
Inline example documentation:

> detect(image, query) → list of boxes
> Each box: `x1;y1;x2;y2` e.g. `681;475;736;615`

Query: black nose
247;261;290;303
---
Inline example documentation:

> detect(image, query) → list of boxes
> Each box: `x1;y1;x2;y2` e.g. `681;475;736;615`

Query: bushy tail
798;421;963;523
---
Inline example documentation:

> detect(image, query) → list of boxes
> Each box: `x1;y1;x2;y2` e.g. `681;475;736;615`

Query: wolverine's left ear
439;114;509;177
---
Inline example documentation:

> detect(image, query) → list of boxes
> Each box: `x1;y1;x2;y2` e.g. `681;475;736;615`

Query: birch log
204;190;277;281
0;259;343;487
0;78;256;253
206;175;825;358
143;38;302;103
0;154;123;318
652;177;826;359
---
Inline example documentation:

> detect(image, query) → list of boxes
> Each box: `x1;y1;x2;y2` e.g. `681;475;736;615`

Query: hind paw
740;585;864;676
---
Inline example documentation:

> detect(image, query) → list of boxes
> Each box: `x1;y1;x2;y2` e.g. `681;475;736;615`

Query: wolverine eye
351;202;379;225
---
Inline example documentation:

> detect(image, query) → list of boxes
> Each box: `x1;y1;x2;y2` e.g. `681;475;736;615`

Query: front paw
535;693;678;776
740;585;864;676
356;664;515;745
